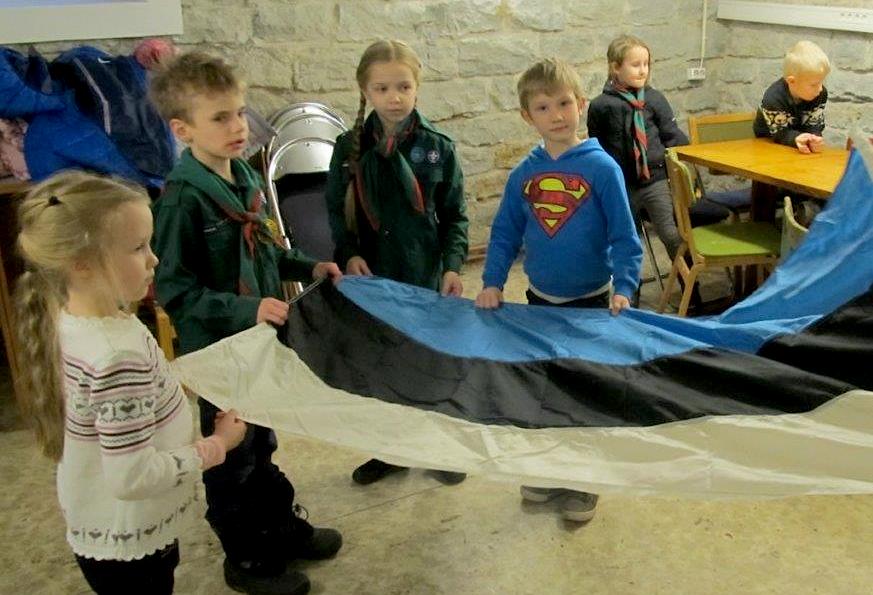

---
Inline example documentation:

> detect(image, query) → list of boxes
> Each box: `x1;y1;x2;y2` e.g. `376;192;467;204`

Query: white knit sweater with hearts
56;312;201;561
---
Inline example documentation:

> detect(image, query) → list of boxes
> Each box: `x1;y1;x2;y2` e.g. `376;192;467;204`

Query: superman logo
523;172;591;237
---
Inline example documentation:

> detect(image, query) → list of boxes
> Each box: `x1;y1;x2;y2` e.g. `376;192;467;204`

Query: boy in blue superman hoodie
476;58;641;523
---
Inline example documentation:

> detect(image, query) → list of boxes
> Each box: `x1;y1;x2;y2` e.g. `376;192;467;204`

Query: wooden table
674;138;850;222
0;178;30;400
674;138;849;296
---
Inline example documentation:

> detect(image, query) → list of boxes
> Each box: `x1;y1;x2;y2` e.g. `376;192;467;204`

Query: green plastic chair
659;149;781;316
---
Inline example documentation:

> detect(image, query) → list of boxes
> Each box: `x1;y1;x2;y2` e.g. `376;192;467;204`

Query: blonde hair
345;40;423;230
606;34;652;83
517;58;585;112
149;51;244;122
783;41;830;78
14;171;149;461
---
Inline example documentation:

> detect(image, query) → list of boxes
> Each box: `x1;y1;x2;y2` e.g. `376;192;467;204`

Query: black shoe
432;470;467;485
351;459;406;485
289;504;343;561
223;558;310;595
293;526;343;561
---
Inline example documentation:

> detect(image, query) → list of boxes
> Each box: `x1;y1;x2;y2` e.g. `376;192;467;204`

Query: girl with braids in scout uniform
325;39;470;487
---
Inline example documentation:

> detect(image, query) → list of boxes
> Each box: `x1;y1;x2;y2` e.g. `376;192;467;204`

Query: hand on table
795;133;824;154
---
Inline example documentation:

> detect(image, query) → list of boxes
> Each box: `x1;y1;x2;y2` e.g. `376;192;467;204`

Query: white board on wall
718;0;873;34
0;0;183;44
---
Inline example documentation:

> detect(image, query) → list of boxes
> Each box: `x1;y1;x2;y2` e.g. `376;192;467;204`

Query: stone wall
10;0;872;245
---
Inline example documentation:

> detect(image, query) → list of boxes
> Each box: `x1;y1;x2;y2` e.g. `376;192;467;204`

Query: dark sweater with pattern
754;78;827;147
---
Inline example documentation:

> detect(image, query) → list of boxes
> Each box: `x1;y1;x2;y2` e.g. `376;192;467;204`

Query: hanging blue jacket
51;46;174;181
0;45;173;188
0;47;63;118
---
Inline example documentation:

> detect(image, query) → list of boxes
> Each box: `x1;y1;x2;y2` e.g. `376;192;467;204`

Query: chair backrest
269;136;338;177
780;196;809;261
270;113;346;163
269;102;345;129
664;148;698;254
688;112;756;145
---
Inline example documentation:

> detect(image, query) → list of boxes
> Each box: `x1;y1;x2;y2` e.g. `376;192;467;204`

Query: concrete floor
1;249;872;594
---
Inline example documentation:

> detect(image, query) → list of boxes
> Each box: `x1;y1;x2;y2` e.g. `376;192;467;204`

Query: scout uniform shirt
152;149;316;354
325;110;468;291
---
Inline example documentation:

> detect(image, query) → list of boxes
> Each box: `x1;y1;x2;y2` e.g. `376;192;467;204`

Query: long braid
13;171;148;462
350;90;367;164
14;270;65;460
344;90;368;233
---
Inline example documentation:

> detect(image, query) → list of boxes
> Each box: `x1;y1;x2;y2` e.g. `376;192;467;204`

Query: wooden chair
780;196;809;262
658;149;781;316
154;305;176;361
688;111;756;145
639;219;666;291
131;298;176;361
846;137;873;151
687;112;757;218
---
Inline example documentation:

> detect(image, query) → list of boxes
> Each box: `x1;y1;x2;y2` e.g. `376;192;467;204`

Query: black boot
287;504;343;561
351;458;406;485
431;470;467;485
223;558;310;595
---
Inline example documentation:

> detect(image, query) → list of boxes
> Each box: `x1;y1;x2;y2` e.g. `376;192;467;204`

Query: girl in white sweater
14;171;246;594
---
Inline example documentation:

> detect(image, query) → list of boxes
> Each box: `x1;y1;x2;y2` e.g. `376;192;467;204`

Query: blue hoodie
482;138;642;300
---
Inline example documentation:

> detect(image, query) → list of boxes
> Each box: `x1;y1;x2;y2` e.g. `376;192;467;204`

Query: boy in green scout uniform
150;52;342;595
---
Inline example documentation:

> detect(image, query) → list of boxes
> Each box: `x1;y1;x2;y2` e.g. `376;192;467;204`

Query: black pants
199;398;307;569
525;290;603;497
525;289;609;309
75;540;179;595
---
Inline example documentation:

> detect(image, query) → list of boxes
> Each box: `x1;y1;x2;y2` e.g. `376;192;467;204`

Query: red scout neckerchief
350;111;425;231
202;159;283;296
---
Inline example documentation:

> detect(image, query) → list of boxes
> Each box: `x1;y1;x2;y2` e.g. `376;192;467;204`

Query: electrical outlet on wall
687;67;707;81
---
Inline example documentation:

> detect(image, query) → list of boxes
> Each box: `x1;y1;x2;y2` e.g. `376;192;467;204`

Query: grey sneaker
519;486;564;502
560;491;599;522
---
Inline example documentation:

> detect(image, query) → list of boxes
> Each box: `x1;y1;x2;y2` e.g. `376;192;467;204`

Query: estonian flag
174;147;873;498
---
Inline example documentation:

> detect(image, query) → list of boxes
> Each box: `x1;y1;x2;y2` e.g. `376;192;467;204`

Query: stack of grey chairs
264;102;348;263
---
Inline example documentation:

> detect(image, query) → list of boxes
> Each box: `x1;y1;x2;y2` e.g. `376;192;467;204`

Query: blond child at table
754;41;830;154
